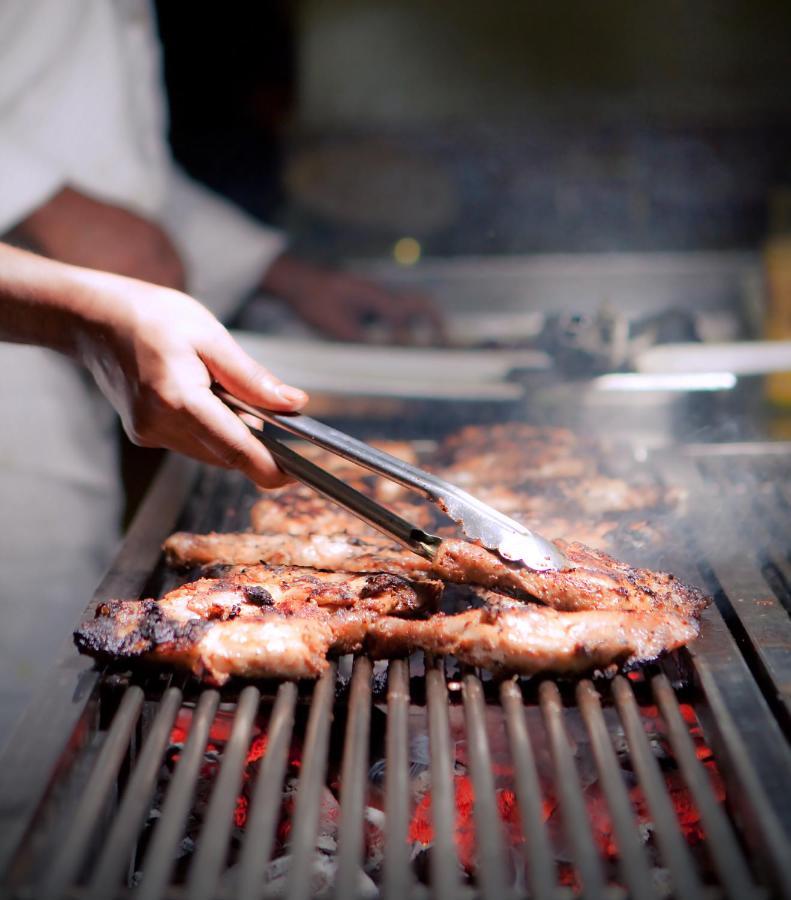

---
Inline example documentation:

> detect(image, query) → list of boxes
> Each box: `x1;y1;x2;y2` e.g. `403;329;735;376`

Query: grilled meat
87;422;708;684
164;521;646;573
567;476;670;516
250;438;421;536
164;531;427;578
436;517;637;551
164;565;441;617
163;532;706;618
436;424;598;483
366;600;699;675
428;539;708;616
75;596;334;683
433;423;681;518
250;484;373;537
75;566;441;684
439;424;585;460
250;483;433;537
522;477;667;516
76;567;698;683
438;454;596;487
296;439;419;503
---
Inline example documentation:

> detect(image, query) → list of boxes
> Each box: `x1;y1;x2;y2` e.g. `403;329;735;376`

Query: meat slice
296;439;419;503
75;574;699;683
250;484;433;537
436;424;598;483
432;423;682;519
430;539;708;617
151;565;441;625
468;478;673;518
164;531;429;578
366;601;699;675
75;566;442;684
250;484;374;537
75;597;334;683
250;438;430;536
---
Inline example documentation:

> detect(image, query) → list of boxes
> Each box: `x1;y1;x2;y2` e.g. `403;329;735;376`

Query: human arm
0;242;308;487
260;252;445;344
7;187;188;291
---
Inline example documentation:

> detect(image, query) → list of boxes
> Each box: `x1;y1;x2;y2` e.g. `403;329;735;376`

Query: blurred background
151;1;791;448
157;0;791;258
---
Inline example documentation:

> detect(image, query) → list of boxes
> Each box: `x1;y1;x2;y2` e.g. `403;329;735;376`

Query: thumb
199;328;308;412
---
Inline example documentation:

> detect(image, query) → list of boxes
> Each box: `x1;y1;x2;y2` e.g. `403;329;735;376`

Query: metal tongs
216;389;568;572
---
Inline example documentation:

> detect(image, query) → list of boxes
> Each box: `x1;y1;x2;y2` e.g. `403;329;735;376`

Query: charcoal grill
1;440;791;900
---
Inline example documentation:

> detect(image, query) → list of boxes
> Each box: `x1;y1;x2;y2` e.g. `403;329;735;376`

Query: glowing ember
409;775;525;871
145;696;726;893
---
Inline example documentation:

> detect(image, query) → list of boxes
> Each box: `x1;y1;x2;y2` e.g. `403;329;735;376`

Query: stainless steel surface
216;388;569;571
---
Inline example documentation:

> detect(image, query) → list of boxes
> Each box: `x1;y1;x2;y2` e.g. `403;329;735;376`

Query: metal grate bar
681;461;791;725
237;682;299;900
284;664;337;900
382;659;412;900
651;675;758;900
86;686;183;900
334;657;373;900
426;664;462;900
679;660;791;899
461;675;510;900
576;681;659;900
539;681;607;900
723;462;791;594
186;685;261;900
39;685;145;900
500;682;556;900
647;456;791;836
137;689;221;900
612;677;703;900
705;454;791;596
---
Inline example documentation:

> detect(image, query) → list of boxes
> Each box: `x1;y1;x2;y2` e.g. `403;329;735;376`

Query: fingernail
275;385;307;405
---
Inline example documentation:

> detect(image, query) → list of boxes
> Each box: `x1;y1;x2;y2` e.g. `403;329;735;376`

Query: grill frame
1;445;791;900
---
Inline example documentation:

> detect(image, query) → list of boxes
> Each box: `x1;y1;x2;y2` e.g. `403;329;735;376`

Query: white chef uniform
0;0;285;738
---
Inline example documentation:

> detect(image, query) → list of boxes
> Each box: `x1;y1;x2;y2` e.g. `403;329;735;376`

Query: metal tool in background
214;387;568;572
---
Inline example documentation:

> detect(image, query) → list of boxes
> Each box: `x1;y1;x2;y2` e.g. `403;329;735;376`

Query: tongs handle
215;388;443;499
218;391;439;560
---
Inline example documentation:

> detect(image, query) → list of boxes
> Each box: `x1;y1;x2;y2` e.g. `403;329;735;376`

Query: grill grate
19;655;777;900
2;446;791;900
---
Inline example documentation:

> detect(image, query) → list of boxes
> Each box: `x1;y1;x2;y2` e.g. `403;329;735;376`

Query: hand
261;253;445;344
10;187;187;290
70;268;308;488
